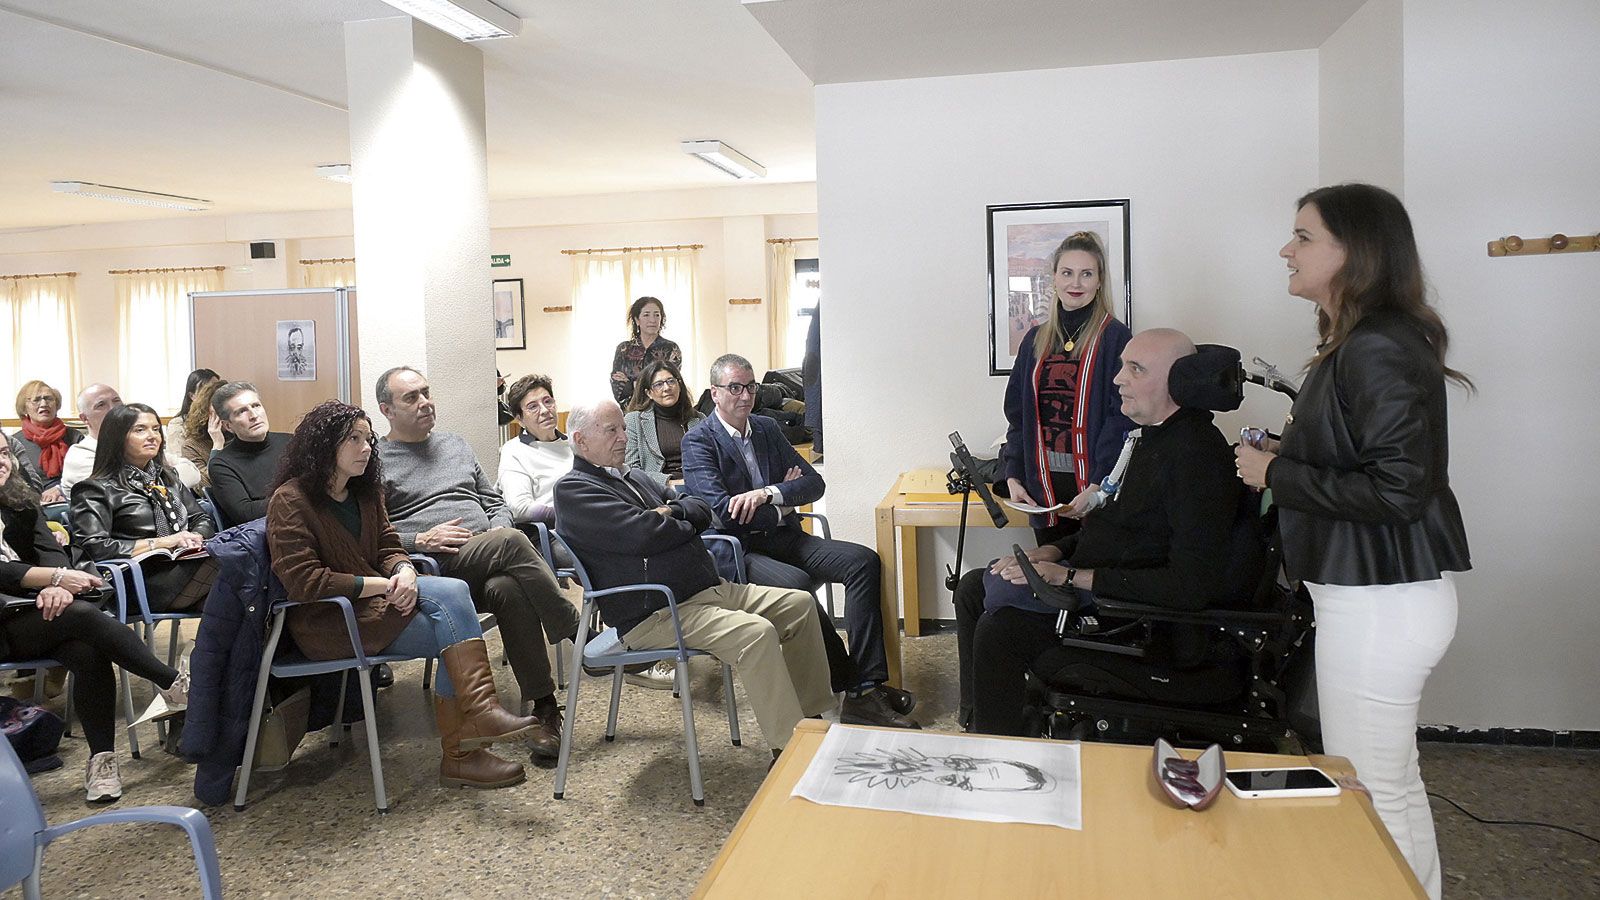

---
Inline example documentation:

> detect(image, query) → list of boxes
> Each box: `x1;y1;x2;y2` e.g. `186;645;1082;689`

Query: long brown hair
1297;184;1472;389
1031;231;1116;362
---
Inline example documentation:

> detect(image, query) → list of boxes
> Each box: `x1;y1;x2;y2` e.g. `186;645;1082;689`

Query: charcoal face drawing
833;747;1057;793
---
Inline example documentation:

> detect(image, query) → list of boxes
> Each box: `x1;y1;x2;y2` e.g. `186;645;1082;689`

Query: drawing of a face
287;328;305;354
835;748;1054;793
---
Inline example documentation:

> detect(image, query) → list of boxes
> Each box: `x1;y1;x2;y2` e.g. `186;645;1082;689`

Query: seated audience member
177;377;228;487
555;400;833;757
954;329;1241;735
206;382;289;526
2;441;188;802
682;353;915;728
377;366;579;760
69;403;218;613
11;379;83;503
62;384;201;499
164;368;219;451
496;374;572;526
267;401;537;789
625;360;704;487
4;433;46;494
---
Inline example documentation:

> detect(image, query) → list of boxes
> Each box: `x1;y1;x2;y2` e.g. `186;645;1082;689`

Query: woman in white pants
1237;183;1472;900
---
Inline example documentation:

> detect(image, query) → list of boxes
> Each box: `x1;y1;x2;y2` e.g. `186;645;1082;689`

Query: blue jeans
376;575;482;697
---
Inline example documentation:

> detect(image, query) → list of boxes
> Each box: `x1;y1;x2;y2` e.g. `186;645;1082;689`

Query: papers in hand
1003;498;1066;515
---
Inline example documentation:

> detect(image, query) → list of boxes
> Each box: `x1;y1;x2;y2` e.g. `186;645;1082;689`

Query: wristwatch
1063;566;1078;588
764;485;782;504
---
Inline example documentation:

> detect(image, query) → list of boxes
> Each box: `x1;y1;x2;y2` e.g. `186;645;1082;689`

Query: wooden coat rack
1487;232;1599;257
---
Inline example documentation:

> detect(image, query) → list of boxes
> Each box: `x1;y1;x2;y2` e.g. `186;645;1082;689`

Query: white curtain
1;274;81;416
766;241;797;369
301;260;356;288
116;269;223;414
570;248;700;404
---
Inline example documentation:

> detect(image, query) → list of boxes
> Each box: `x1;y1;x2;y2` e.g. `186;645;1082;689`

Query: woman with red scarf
10;380;83;504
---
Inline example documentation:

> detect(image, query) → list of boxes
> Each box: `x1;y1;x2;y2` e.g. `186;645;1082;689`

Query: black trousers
744;525;887;688
2;598;177;754
970;606;1060;737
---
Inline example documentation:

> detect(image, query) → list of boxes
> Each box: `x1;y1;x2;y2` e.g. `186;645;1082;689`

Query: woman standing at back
609;296;683;404
1237;182;1471;899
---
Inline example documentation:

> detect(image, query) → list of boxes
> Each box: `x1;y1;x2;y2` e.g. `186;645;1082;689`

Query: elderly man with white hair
554;399;833;758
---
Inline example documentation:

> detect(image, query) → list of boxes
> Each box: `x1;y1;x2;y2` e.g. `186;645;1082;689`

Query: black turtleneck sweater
207;432;291;526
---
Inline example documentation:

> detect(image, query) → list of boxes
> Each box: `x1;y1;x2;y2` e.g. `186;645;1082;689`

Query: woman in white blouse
496;374;574;569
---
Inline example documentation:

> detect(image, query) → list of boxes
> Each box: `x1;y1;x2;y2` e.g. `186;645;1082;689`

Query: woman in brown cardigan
266;400;537;789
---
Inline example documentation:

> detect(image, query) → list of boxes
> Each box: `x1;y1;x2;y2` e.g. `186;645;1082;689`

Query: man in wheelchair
956;328;1249;737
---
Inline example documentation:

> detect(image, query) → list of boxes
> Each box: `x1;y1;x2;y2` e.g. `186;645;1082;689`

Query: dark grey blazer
624;407;704;486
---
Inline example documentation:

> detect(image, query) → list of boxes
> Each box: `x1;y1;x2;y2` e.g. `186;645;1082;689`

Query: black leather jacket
69;470;216;562
1268;311;1471;586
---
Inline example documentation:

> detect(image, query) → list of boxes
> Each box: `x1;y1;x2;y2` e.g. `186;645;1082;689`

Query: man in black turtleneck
206;382;290;526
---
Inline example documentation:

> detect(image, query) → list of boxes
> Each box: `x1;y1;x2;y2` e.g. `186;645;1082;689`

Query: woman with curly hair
177;377;227;487
609;296;684;403
266;400;538;789
164;368;219;451
624;359;703;486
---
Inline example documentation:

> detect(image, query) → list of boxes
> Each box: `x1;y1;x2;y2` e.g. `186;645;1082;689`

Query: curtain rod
0;271;77;280
299;257;356;265
108;265;225;275
561;243;704;255
766;237;818;244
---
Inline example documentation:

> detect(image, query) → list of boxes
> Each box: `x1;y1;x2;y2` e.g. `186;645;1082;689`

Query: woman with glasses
10;380;83;504
269;400;539;789
496;374;577;572
624;360;704;487
609;296;684;404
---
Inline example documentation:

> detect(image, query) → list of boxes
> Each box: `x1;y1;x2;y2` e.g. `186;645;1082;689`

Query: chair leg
678;662;705;806
24;846;44;900
552;646;584;800
555;639;566;690
356;667;388;813
422;658;433;691
329;671;349;748
62;672;75;738
722;664;741;746
233;635;279;811
604;667;624;742
120;666;141;759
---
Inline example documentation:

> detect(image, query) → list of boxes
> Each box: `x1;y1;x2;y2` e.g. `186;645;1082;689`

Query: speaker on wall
249;241;277;260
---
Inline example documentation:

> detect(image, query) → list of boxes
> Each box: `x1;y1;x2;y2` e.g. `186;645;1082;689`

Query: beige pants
622;581;833;750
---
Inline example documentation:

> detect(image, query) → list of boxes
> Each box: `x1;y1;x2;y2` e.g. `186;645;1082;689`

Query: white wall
1319;0;1404;191
816;51;1320;618
1399;0;1600;729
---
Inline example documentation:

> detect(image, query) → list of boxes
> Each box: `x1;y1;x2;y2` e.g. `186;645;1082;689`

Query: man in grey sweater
376;366;578;762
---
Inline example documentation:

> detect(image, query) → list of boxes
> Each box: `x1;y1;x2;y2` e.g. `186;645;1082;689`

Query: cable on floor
1428;792;1600;846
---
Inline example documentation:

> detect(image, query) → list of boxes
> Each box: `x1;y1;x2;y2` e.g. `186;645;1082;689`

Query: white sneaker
134;654;190;726
624;660;677;691
85;751;122;803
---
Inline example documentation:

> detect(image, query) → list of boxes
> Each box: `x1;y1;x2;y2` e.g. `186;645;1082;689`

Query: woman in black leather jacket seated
69;403;218;614
1236;183;1470;900
2;442;187;803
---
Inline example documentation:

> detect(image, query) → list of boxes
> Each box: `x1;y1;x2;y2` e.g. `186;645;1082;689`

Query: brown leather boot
440;638;540;750
528;694;562;762
435;696;525;789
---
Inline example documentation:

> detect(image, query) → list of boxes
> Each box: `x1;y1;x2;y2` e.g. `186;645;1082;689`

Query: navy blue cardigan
1000;318;1136;529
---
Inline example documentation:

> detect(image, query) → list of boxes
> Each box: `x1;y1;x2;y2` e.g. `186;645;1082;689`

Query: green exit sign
491;254;511;267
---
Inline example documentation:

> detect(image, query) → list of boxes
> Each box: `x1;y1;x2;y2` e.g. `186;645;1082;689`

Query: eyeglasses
649;377;679;391
27;395;57;406
715;381;758;396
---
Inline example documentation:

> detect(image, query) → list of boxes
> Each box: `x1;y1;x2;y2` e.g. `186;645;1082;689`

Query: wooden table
874;469;1030;685
694;720;1424;899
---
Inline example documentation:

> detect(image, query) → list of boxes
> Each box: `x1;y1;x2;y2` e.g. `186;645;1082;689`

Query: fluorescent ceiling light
50;181;212;212
681;141;767;180
317;164;353;183
375;0;521;42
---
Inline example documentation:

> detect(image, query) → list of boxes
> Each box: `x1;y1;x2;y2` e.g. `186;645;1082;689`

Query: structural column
345;16;498;459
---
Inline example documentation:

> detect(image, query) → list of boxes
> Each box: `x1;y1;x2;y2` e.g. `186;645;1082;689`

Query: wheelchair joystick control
1011;544;1082;614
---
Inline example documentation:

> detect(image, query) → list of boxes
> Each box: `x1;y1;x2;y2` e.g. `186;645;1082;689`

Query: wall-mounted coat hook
1487;232;1599;257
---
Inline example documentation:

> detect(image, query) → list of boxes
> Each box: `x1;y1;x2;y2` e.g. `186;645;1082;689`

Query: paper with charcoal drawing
791;725;1081;830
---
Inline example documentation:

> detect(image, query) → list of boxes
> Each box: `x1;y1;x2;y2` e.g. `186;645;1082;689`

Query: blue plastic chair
794;511;838;619
412;554;501;696
234;595;436;813
95;554;200;757
552;532;743;807
0;734;222;900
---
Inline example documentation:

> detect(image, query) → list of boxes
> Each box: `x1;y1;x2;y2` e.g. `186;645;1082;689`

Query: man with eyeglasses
682;353;916;729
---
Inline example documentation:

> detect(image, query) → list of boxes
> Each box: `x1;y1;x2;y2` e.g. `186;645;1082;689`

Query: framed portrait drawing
986;199;1132;375
493;278;526;350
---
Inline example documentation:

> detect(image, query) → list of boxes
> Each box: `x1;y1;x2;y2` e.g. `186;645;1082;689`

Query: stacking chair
234;595;428;814
0;657;74;735
96;554;200;756
413;555;501;695
519;520;574;688
0;735;222;900
794;511;838;619
552;532;743;807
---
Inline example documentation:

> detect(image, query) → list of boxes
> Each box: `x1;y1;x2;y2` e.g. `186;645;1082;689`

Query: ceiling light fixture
374;0;521;42
50;181;213;212
681;141;767;180
316;164;353;183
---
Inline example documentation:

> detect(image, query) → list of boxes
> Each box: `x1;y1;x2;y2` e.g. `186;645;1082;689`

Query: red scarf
20;417;69;478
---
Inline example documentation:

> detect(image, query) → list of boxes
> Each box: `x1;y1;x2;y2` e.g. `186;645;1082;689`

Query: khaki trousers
622;581;833;750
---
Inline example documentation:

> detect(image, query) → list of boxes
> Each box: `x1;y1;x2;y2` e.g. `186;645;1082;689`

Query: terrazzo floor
11;624;1599;899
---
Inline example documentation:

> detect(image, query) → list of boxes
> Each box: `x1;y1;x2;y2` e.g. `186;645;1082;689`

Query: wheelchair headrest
1169;344;1244;412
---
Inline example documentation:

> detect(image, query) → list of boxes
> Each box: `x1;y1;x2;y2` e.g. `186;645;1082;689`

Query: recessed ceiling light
50;181;213;212
375;0;521;42
681;141;767;180
317;164;353;183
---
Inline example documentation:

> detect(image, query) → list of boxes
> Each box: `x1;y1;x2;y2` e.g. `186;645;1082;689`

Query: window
115;268;223;413
1;274;81;416
783;257;821;369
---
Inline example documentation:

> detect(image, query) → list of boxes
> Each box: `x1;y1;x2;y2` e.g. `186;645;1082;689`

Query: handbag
0;695;65;773
251;686;312;772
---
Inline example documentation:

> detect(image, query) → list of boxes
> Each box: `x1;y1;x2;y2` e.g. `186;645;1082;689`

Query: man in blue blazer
682;354;916;729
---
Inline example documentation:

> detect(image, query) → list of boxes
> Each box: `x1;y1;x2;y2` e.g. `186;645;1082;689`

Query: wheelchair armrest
1091;596;1293;628
1010;545;1084;614
270;595;369;663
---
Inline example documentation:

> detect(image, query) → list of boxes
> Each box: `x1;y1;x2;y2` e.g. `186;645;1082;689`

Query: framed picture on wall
986;199;1132;375
493;278;526;350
